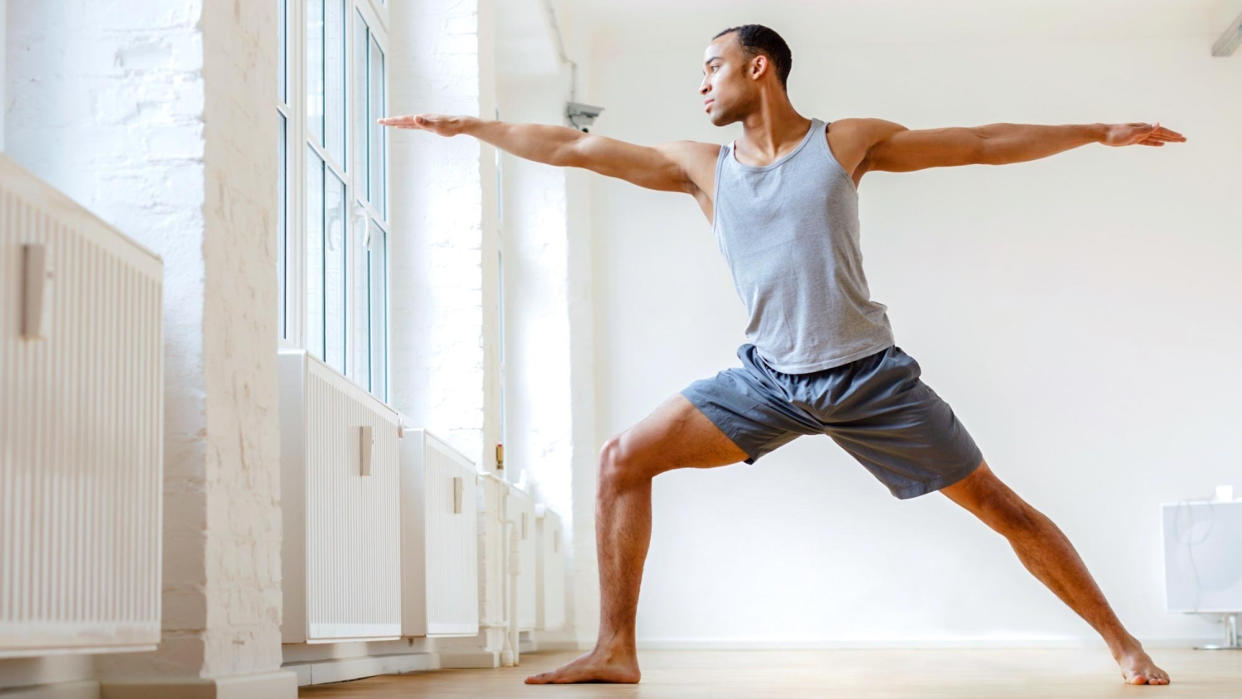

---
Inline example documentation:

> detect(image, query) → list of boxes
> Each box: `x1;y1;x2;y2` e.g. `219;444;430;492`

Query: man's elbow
548;131;590;168
968;130;1000;166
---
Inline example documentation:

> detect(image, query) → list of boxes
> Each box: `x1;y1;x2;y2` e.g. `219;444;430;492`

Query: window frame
279;0;391;401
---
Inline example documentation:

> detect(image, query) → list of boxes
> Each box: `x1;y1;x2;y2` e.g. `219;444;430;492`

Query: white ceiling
568;0;1239;47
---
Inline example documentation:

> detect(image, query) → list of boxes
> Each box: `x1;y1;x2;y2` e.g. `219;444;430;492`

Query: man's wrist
1087;123;1109;143
458;116;484;136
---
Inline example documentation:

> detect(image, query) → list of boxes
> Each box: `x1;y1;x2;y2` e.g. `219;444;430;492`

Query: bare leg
525;394;749;684
941;460;1171;686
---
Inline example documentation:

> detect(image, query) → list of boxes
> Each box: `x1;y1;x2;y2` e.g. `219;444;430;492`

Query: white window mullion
287;0;307;350
358;0;387;36
309;138;348;185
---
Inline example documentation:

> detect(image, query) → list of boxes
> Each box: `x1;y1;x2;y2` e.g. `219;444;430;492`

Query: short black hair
712;24;792;90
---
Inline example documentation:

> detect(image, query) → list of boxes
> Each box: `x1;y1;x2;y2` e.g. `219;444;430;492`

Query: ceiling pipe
1211;11;1242;56
538;0;604;132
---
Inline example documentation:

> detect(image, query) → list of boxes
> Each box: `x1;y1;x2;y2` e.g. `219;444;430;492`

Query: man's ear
749;54;769;82
745;54;765;81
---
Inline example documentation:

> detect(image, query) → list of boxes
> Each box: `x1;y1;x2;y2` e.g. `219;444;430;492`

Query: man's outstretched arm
378;113;701;194
851;118;1186;173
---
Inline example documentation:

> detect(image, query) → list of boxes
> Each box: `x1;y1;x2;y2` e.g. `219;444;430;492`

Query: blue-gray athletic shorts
680;343;983;500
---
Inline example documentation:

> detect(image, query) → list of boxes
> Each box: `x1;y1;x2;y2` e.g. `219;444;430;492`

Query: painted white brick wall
198;0;281;677
389;0;497;471
4;0;283;685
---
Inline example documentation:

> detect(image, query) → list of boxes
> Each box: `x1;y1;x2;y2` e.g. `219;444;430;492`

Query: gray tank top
712;117;895;373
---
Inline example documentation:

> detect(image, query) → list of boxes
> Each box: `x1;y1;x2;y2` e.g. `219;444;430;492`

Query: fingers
1143;123;1186;142
377;114;429;129
1121;121;1185;147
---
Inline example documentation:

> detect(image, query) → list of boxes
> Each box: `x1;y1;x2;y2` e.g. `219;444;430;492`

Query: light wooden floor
298;648;1241;697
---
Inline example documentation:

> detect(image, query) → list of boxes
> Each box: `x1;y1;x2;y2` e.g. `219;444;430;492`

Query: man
381;23;1182;687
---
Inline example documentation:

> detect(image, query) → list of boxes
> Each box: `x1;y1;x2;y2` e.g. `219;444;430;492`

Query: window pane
354;12;369;192
369;224;387;401
368;36;385;217
306;147;325;359
324;0;345;165
324;170;347;374
305;0;324;145
278;0;287;102
278;113;288;339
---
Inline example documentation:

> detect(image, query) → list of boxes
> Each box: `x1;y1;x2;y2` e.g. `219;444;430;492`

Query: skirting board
99;671;297;699
0;680;98;699
523;628;579;653
284;653;437;687
436;650;500;669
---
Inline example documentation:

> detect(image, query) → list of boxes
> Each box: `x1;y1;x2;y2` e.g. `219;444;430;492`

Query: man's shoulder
655;140;723;195
824;118;910;173
658;139;723;160
827;117;907;141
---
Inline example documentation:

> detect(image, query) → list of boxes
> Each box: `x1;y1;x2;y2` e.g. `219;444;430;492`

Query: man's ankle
593;634;638;658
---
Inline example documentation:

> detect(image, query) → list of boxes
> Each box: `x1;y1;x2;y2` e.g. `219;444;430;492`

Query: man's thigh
608;393;750;480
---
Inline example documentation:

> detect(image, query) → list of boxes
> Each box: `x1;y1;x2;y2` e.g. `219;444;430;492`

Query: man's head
700;24;792;126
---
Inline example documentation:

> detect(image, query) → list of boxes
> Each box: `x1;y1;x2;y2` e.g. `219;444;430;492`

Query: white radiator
535;505;566;630
0;155;163;658
506;487;537;632
279;349;401;643
477;474;508;630
400;427;479;637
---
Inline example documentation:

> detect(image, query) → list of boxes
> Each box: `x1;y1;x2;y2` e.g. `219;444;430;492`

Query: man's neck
737;99;812;161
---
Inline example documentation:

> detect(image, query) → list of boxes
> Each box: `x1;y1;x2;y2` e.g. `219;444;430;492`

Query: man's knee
598;434;647;491
981;490;1042;537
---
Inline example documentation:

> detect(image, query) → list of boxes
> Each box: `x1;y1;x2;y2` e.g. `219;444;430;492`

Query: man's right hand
378;113;475;137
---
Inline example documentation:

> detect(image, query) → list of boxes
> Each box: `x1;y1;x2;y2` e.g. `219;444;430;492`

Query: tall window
278;0;389;401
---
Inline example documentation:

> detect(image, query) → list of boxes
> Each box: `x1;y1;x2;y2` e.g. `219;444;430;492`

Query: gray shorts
680;343;983;500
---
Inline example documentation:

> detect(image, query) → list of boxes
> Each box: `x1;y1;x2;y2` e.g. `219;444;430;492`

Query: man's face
699;34;754;127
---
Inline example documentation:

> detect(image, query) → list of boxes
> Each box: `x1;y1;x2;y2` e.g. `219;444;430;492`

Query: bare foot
1114;644;1171;685
524;649;641;684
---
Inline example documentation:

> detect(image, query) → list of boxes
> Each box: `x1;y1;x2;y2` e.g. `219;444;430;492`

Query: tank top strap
810;118;831;157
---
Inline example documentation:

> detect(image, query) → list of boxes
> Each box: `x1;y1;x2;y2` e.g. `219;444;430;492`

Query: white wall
495;0;594;645
495;10;573;531
584;6;1242;647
